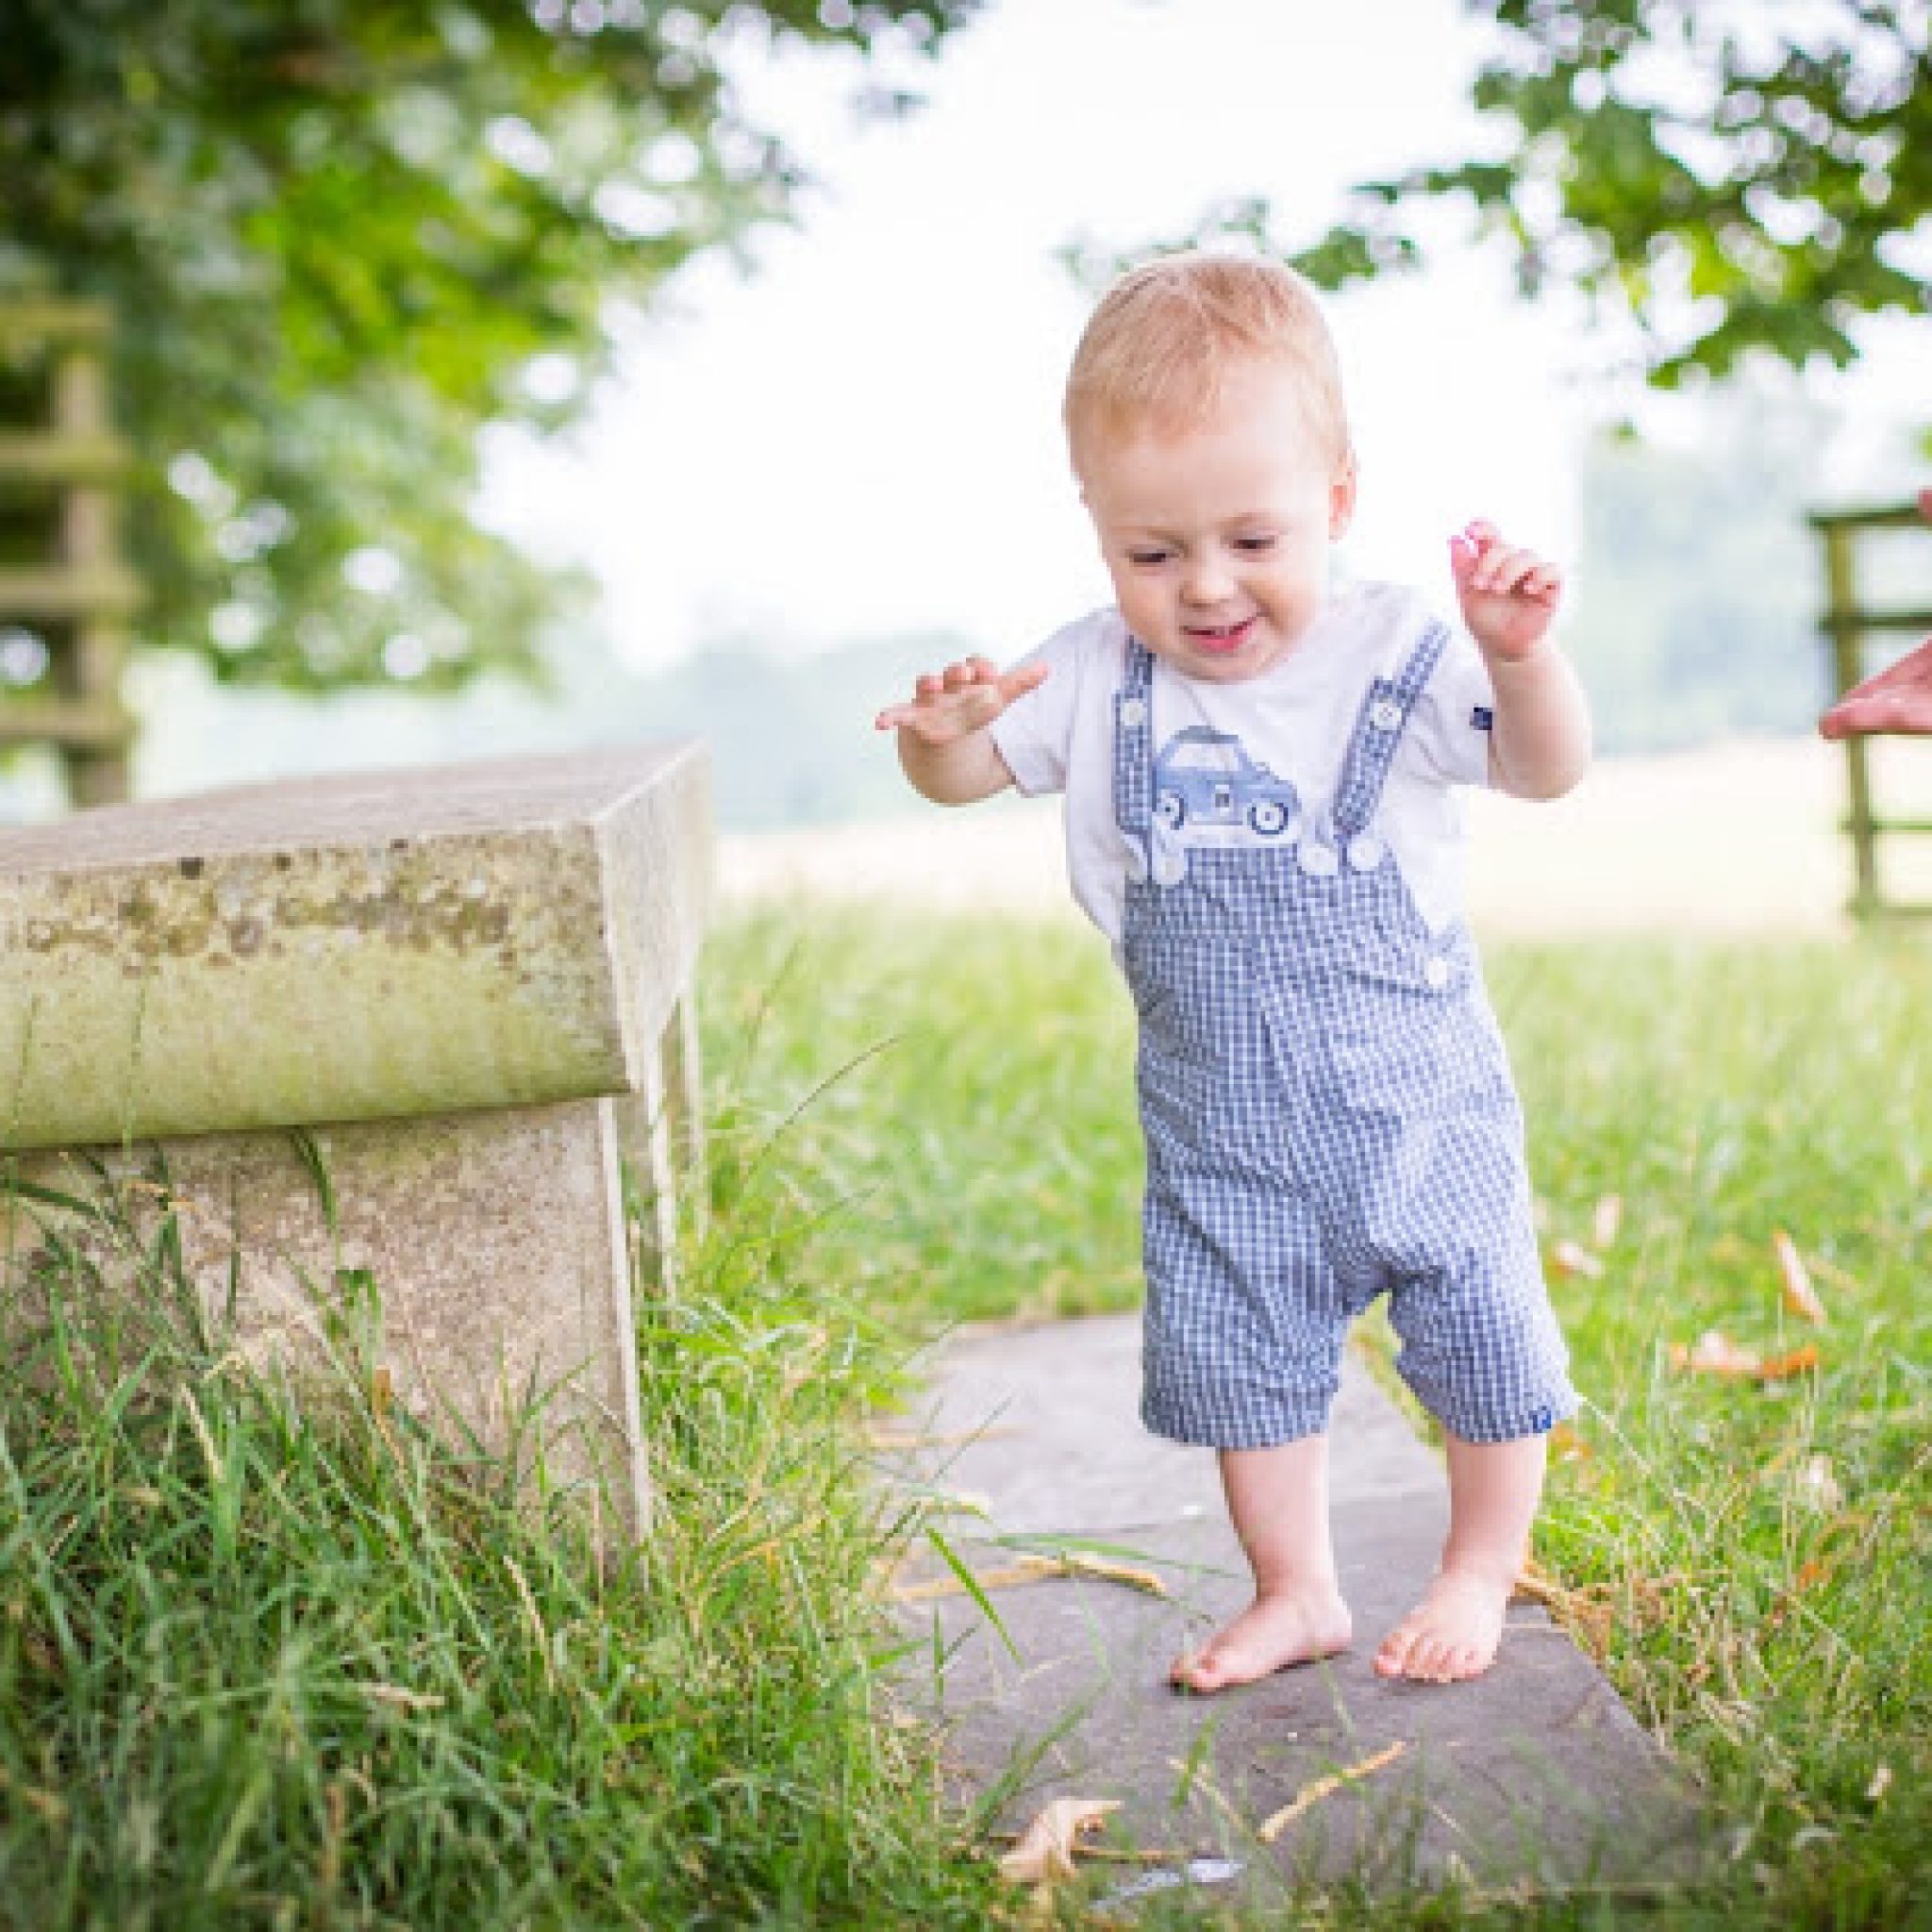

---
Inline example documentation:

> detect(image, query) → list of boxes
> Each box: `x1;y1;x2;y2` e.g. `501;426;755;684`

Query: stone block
5;1096;649;1529
0;745;710;1148
0;745;713;1538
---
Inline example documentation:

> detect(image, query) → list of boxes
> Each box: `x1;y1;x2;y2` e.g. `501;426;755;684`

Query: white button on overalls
1423;956;1451;990
1346;833;1386;872
1118;697;1147;727
1370;699;1404;732
1152;849;1187;887
1297;841;1340;878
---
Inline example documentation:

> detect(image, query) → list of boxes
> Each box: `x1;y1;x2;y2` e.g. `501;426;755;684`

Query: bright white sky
486;0;1609;671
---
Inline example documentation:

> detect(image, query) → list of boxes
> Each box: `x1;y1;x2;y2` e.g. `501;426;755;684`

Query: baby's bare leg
1170;1436;1353;1693
1374;1429;1547;1683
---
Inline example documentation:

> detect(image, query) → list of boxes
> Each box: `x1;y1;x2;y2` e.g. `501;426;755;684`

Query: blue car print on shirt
1152;726;1300;837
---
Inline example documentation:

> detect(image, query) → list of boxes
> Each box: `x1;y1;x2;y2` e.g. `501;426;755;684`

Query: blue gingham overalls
1115;625;1576;1449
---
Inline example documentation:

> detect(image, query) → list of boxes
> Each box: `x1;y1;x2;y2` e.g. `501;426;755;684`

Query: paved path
888;1314;1706;1909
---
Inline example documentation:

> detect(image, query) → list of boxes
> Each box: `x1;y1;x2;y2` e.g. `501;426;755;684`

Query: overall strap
1330;619;1451;838
1112;633;1157;840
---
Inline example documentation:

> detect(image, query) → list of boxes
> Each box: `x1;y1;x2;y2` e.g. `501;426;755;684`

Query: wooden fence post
0;302;139;807
1808;502;1932;922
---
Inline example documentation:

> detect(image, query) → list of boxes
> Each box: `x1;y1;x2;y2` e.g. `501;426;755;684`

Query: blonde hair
1064;252;1351;466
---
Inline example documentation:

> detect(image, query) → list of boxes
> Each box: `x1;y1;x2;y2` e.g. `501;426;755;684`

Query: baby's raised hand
1450;520;1563;663
874;655;1049;746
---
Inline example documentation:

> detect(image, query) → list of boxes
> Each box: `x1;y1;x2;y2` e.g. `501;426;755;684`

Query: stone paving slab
890;1314;1709;1905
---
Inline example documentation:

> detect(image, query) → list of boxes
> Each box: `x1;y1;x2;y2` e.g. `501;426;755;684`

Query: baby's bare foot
1374;1568;1512;1683
1170;1588;1353;1694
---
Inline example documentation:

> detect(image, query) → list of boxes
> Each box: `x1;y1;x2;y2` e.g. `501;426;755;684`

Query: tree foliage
1118;0;1929;390
0;0;977;691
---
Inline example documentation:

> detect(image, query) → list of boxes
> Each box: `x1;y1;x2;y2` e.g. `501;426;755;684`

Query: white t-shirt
990;580;1496;946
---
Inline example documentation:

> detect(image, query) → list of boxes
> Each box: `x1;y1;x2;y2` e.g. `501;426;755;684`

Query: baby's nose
1181;556;1236;604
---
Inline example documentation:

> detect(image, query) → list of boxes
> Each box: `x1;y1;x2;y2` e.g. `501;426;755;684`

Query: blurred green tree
1083;0;1927;390
0;1;977;691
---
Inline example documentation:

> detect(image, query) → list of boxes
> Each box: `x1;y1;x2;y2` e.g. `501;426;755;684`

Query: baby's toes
1412;1634;1455;1681
1373;1625;1418;1678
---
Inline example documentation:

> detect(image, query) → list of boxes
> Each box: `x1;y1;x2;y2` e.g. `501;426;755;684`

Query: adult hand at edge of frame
1818;488;1932;741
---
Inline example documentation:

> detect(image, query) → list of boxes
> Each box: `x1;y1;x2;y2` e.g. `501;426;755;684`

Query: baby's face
1075;361;1355;683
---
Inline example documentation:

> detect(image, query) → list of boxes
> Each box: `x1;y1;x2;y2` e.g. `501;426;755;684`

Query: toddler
874;255;1589;1688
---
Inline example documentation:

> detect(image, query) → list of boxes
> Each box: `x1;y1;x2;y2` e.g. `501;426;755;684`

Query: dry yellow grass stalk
862;1423;1021;1451
892;1550;1169;1604
1256;1741;1408;1843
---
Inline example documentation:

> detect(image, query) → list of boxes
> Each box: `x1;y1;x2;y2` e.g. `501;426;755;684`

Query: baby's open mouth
1184;617;1258;653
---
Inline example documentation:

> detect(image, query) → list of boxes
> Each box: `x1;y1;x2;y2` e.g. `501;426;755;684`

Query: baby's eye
1233;534;1278;555
1125;549;1173;569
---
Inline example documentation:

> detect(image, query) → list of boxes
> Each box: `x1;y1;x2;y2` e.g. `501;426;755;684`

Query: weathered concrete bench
0;745;710;1533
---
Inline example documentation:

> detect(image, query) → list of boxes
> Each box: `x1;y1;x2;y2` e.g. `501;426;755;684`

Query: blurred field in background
721;736;1932;936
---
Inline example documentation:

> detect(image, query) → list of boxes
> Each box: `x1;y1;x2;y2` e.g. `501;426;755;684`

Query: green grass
706;907;1932;1926
0;1090;1002;1926
4;907;1928;1925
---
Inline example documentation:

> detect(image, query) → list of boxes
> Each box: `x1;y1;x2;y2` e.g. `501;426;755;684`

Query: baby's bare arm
874;655;1049;806
1483;647;1592;800
1450;520;1591;801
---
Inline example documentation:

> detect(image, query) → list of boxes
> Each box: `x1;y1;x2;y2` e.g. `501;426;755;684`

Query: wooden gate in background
0;303;138;808
1810;500;1932;921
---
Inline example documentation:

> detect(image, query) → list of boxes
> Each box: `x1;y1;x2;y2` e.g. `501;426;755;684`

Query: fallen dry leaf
1549;1421;1593;1465
1793;1454;1843;1512
1549;1240;1604;1280
1669;1331;1821;1383
1257;1741;1408;1843
997;1796;1121;1884
1793;1557;1837;1592
1867;1765;1893;1804
1774;1230;1827;1326
1671;1329;1760;1376
988;1832;1178;1866
1766;1547;1845;1637
1592;1194;1624;1249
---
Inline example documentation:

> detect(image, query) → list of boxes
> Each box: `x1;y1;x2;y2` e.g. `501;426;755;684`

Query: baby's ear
1327;454;1359;540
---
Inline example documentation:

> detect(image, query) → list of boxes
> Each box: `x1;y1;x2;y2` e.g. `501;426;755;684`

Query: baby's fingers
1521;562;1563;605
1470;544;1540;594
874;655;1044;736
941;657;997;694
999;661;1051;704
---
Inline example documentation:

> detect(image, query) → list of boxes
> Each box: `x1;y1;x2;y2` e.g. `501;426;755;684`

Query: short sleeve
989;610;1113;798
1407;625;1497;789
